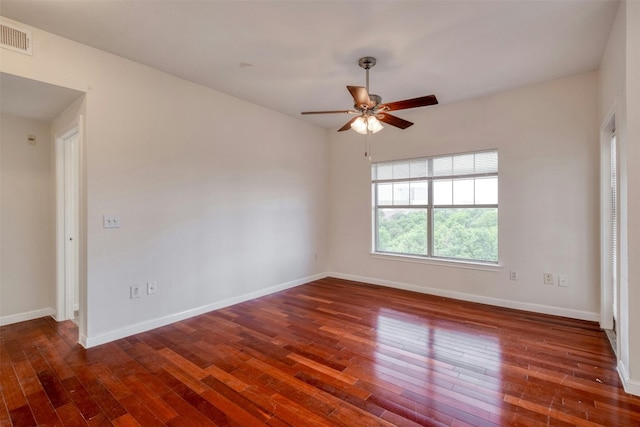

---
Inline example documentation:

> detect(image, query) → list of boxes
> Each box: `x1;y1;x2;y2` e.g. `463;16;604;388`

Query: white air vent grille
0;19;32;55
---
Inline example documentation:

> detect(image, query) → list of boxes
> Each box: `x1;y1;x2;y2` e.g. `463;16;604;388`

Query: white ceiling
0;0;619;129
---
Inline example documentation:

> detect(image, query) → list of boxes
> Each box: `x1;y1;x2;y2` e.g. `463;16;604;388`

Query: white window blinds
372;150;498;181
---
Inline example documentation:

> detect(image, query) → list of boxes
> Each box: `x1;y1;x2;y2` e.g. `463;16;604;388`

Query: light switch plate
130;285;141;299
147;281;157;295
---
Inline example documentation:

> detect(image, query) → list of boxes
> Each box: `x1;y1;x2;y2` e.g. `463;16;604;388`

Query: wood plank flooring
2;277;639;426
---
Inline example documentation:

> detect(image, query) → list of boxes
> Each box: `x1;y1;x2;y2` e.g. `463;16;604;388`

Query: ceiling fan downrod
358;56;376;94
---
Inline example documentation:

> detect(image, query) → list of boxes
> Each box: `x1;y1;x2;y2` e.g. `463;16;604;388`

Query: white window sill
370;252;502;272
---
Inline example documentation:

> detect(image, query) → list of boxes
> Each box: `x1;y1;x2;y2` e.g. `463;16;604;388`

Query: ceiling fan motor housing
358;57;376;69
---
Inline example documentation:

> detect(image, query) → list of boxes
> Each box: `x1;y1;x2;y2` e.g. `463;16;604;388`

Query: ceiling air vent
0;19;32;56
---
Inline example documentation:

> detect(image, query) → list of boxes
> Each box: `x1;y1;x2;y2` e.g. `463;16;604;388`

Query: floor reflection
374;308;504;420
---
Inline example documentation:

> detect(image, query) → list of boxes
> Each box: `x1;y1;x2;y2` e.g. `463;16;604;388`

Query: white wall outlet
103;215;121;228
510;270;518;280
130;284;141;299
558;274;569;287
543;273;555;285
147;281;157;295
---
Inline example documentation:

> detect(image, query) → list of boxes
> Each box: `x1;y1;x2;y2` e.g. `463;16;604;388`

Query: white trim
617;360;640;397
328;272;599;322
55;117;82;323
55;129;65;319
371;252;502;272
79;333;88;348
81;273;327;348
81;269;598;347
0;307;54;326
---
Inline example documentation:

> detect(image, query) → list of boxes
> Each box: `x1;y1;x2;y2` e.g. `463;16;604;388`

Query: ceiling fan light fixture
351;116;384;134
351;116;368;134
367;116;384;133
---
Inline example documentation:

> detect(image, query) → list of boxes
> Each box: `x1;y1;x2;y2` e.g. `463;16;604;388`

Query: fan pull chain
364;133;372;161
364;133;368;158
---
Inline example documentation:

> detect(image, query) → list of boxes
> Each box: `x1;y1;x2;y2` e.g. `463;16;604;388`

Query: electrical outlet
147;281;157;295
510;270;518;280
543;273;555;285
558;274;568;287
130;284;141;299
103;215;121;228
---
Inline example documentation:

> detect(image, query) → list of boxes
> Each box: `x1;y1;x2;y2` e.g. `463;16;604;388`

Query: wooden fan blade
380;95;438;111
378;113;414;129
347;86;372;108
301;110;354;115
338;117;358;132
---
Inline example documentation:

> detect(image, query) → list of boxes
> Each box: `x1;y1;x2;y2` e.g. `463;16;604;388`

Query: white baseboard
618;360;640;397
0;307;55;326
81;270;600;348
82;272;327;348
80;270;635;396
327;272;599;322
79;333;89;348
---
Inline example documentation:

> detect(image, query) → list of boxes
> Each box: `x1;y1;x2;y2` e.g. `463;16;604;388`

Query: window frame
372;149;499;265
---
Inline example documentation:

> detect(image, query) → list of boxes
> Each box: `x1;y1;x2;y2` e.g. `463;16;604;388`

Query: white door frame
55;117;82;321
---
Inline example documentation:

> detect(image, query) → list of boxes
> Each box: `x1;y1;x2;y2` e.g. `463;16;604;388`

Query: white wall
0;114;55;323
0;23;329;346
329;72;600;319
599;3;626;121
598;0;640;396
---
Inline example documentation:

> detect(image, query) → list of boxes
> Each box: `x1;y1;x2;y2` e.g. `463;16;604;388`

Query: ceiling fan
301;57;438;134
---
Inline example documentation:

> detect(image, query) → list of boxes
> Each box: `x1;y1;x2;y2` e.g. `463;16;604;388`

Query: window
372;150;498;263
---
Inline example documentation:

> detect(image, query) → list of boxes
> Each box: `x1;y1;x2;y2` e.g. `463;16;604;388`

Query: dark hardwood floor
2;277;639;426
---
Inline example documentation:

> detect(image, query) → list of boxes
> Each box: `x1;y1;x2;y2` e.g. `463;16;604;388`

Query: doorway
56;120;81;322
0;72;86;342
